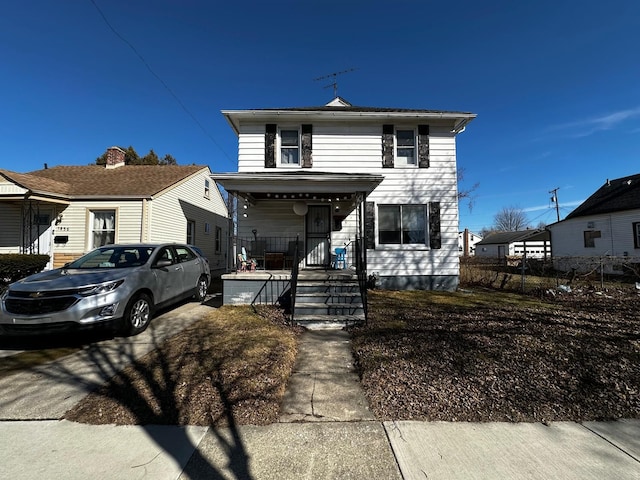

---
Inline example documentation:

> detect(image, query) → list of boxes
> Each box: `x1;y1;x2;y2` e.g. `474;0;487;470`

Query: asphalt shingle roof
565;173;640;219
1;165;207;198
476;230;549;245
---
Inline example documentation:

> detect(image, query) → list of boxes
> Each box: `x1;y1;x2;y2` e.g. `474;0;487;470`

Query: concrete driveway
0;299;216;420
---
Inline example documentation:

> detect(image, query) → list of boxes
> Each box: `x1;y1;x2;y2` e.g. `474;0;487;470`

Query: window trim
186;219;195;245
215;226;222;253
583;230;601;248
278;126;301;167
88;208;117;249
377;204;428;247
395;128;417;167
633;222;640;249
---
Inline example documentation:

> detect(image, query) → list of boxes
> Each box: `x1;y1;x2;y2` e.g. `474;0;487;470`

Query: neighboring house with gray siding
0;147;228;273
548;173;640;273
214;97;475;294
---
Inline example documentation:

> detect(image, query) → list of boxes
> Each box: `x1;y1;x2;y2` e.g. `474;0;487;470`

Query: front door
30;210;52;256
306;205;331;267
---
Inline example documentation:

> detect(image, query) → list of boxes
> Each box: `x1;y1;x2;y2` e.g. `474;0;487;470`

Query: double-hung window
378;205;426;245
280;128;300;165
396;129;416;166
633;222;640;248
91;209;115;248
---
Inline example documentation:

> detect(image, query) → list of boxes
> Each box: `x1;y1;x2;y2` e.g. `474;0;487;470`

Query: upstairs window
396;129;416;166
204;179;210;199
280;129;300;165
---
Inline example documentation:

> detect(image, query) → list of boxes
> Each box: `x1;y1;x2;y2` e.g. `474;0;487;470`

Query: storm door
305;205;331;266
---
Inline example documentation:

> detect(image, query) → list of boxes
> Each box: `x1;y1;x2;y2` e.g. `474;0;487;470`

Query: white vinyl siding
550;210;640;258
149;169;228;271
0;203;22;253
235;121;460;279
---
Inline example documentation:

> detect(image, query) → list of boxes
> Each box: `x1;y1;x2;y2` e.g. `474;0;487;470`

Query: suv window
175;246;196;263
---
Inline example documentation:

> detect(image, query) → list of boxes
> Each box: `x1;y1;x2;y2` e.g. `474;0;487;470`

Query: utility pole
549;187;560;222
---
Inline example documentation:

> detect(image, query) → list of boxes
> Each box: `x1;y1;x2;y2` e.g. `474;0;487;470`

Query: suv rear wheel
194;275;208;302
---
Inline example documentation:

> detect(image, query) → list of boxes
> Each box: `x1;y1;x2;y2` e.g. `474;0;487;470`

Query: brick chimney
105;146;126;169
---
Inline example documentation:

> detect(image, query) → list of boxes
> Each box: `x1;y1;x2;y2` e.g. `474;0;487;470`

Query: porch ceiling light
293;201;308;216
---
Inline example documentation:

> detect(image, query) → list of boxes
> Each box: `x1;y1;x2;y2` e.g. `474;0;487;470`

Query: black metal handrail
355;237;368;324
289;236;300;325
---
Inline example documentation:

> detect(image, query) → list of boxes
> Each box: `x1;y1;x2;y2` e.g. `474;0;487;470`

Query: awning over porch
212;171;384;201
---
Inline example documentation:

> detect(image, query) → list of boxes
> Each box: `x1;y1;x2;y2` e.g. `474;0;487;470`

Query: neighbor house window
91;210;115;248
634;222;640;248
204;179;210;199
584;230;601;248
378;205;426;245
186;220;195;244
215;226;222;253
280;128;300;165
396;129;416;166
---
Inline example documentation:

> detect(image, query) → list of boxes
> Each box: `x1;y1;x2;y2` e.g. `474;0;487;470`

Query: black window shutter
301;124;312;168
429;202;441;249
365;201;376;249
265;124;277;168
382;124;394;168
418;124;430;168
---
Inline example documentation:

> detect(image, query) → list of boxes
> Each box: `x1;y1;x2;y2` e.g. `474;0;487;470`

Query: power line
89;0;231;163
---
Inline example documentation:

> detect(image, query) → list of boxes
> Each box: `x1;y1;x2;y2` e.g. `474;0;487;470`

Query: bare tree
493;206;529;231
457;168;479;211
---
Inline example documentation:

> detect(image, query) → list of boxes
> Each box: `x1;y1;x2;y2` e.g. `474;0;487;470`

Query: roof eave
212;172;384;195
221;109;477;125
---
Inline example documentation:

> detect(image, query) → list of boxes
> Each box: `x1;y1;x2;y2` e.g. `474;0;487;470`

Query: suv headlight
78;280;124;297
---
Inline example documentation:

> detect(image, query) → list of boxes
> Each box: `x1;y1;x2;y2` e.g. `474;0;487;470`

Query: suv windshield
67;246;156;269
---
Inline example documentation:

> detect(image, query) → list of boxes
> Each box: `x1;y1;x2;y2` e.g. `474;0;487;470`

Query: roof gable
566;173;640;219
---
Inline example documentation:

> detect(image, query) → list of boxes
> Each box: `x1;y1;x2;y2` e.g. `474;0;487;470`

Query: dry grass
350;288;640;423
65;305;302;426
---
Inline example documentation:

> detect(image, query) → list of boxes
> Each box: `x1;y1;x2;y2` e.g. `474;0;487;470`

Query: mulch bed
350;288;640;423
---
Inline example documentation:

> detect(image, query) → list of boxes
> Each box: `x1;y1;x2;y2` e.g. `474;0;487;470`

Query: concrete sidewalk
1;327;639;479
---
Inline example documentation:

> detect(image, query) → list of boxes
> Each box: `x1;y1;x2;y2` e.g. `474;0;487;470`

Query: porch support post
227;191;238;272
358;191;367;270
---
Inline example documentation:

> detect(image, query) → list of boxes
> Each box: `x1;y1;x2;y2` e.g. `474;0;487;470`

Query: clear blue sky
2;1;639;233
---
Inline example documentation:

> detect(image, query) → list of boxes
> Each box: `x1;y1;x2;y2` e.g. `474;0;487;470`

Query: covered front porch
214;171;383;324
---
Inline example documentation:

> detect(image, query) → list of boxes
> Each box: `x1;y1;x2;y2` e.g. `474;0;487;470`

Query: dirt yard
350;288;640;422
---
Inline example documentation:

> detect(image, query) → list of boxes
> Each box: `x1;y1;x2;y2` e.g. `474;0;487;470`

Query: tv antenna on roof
314;68;357;98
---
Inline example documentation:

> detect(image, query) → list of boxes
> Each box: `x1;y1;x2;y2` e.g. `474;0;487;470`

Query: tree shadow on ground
0;300;260;479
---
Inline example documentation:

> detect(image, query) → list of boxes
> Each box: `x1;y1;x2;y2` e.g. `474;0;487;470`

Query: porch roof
212;171;384;197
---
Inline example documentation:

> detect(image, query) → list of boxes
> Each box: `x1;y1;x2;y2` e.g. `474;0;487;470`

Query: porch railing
235;236;302;271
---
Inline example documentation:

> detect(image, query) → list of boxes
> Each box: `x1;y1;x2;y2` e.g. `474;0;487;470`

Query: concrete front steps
293;274;365;328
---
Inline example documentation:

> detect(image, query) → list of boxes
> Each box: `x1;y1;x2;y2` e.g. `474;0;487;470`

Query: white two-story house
214;97;475;311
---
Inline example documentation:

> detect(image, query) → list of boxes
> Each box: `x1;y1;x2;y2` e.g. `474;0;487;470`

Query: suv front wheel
120;292;154;336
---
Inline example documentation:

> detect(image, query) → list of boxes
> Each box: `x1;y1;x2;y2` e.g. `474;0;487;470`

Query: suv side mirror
153;259;173;268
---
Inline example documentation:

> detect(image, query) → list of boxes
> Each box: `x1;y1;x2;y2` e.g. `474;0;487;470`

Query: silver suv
0;243;210;336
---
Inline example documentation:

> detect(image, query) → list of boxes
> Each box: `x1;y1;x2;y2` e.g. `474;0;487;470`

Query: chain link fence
460;255;640;294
